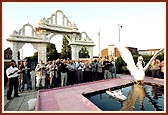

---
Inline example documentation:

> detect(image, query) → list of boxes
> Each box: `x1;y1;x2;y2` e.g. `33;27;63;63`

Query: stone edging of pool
35;75;164;111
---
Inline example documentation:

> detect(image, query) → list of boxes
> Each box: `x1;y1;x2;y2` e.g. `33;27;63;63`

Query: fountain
83;83;164;111
115;42;164;83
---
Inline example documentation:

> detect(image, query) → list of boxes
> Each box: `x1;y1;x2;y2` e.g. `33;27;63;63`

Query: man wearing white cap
136;56;145;69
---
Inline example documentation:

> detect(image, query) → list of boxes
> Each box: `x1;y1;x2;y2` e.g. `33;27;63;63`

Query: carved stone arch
47;33;58;40
47;33;71;42
47;18;51;24
62;15;66;26
11;42;25;65
55;10;64;15
81;32;89;41
50;14;54;24
19;23;35;36
7;9;95;63
31;43;39;51
18;27;24;35
17;42;25;51
63;16;68;27
31;43;47;63
67;20;71;27
50;13;58;25
55;10;65;26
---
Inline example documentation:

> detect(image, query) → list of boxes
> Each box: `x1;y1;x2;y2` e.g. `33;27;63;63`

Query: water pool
83;83;164;111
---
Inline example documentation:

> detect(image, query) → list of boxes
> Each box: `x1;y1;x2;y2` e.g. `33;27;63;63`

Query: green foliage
115;56;126;74
61;36;71;59
24;52;38;62
115;53;164;74
139;53;164;66
156;53;164;61
78;46;90;58
34;52;38;58
25;43;59;62
47;43;58;60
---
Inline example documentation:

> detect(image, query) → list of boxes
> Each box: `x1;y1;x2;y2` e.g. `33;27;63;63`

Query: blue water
83;83;164;111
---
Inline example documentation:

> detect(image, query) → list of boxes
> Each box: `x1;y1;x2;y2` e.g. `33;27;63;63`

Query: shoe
19;88;24;93
7;97;12;100
28;87;32;90
14;95;20;97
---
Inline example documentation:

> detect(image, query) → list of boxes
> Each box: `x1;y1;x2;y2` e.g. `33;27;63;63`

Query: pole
118;24;121;42
22;47;23;60
98;30;100;57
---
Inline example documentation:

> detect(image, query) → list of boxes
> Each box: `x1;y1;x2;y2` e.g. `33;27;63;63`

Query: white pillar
37;44;42;63
12;42;18;65
62;15;64;26
42;43;47;63
22;28;25;36
71;45;76;60
12;42;24;66
88;46;93;59
37;43;47;64
55;14;57;25
32;29;34;36
50;16;53;24
76;46;79;60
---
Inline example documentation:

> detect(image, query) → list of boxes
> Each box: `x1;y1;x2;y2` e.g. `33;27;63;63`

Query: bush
115;56;126;74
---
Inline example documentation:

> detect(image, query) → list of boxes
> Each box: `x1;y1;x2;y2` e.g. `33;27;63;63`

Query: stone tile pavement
2;73;129;112
4;89;38;111
3;71;38;112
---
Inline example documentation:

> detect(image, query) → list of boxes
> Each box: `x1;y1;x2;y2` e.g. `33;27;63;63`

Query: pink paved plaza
35;75;164;111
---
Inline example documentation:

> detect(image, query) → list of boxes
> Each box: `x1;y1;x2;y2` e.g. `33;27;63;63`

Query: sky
2;2;166;59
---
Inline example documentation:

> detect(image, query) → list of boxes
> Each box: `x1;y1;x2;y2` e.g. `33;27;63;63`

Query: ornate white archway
7;10;95;64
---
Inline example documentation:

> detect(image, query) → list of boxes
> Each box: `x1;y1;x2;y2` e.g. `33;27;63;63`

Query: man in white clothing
6;60;20;100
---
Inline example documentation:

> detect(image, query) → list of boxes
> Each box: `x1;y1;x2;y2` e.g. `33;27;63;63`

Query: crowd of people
149;59;164;79
34;58;117;90
5;57;164;100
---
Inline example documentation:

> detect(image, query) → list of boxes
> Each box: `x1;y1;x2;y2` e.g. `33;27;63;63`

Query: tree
24;52;38;62
47;43;59;61
78;46;90;58
115;53;164;74
24;43;59;62
156;53;164;61
115;56;126;74
61;36;71;59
